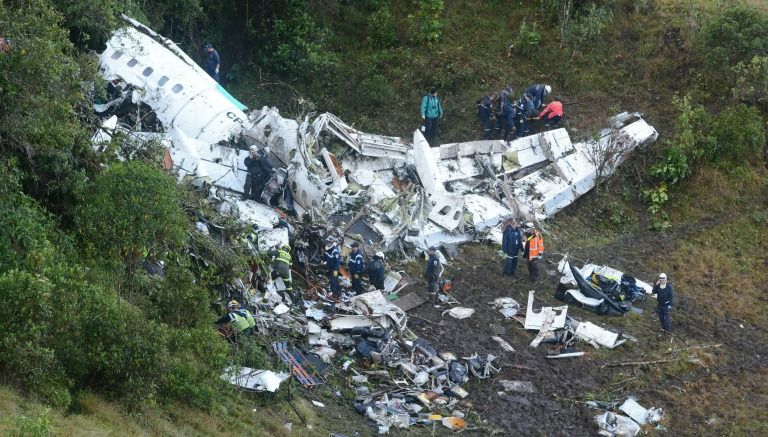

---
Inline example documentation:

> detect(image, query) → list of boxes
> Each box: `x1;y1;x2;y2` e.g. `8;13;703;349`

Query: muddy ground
385;223;768;435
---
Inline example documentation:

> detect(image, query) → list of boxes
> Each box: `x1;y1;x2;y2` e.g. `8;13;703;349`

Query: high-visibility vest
527;233;544;260
276;247;292;265
230;309;256;333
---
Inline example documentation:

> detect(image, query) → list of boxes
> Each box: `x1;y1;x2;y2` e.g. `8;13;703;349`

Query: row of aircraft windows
110;50;184;94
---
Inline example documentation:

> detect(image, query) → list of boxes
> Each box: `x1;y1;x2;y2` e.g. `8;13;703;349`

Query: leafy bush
514;20;542;56
368;6;398;49
732;56;768;108
76;161;187;280
700;6;768;70
711;104;766;165
414;0;444;45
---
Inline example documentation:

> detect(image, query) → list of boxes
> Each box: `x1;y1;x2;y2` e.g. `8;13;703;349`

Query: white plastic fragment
442;307;475;319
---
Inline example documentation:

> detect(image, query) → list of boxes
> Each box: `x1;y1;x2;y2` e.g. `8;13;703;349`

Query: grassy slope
3;0;767;435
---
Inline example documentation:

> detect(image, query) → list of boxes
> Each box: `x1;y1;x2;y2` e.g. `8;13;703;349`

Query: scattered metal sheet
619;398;663;425
442;307;475;319
222;366;290;392
594;411;640;437
529;309;556;348
573;321;626;349
546;351;586;359
392;292;428;312
524;290;567;330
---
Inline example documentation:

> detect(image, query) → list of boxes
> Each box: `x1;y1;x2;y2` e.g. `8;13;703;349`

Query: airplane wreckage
93;15;659;256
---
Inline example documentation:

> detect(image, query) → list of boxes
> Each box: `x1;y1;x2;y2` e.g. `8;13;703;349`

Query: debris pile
95;14;658;259
504;290;632;358
91;15;667;434
555;256;652;315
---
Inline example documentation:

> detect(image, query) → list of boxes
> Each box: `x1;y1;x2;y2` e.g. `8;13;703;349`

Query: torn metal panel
427;193;465;230
619;398;663;425
565;289;605;308
392;292;428;312
352;291;408;331
311;113;409;160
289;163;327;211
222;366;290;392
346;217;384;245
524;290;567;330
573;321;626;349
320;148;348;193
100;23;247;146
595;412;640;437
464;194;513;231
412;129;444;196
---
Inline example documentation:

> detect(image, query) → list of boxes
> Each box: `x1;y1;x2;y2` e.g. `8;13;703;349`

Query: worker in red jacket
538;97;563;131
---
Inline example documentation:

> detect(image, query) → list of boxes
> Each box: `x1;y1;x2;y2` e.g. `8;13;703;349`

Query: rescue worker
651;273;674;333
368;252;386;290
420;87;444;146
525;84;551;110
323;236;341;297
538;96;563;130
347;241;366;295
476;95;493;140
500;95;517;141
215;300;256;339
494;85;514;138
243;145;274;201
204;43;220;82
424;246;442;300
523;223;544;281
501;218;523;277
267;244;294;302
514;95;532;138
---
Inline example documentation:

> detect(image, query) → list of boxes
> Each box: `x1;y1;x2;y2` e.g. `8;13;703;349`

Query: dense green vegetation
0;0;766;435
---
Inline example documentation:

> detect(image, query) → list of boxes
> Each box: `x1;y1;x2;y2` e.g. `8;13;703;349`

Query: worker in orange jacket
538;97;563;131
523;223;544;281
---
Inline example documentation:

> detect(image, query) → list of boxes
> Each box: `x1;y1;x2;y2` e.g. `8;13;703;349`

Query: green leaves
76;161;187;268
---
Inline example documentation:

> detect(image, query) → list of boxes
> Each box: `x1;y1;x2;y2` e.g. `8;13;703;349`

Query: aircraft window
142;67;154;77
172;84;184;93
158;76;169;87
111;51;123;60
127;58;139;67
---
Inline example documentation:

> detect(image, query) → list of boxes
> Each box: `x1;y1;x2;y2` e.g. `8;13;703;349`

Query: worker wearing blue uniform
323;237;341;297
348;241;367;295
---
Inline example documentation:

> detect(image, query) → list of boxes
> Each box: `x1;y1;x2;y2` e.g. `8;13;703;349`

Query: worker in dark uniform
501;218;523;277
203;43;221;82
322;236;341;297
347;241;366;295
368;252;386;290
476;95;493;140
524;83;551;111
651;273;674;333
424;246;442;302
243;145;274;201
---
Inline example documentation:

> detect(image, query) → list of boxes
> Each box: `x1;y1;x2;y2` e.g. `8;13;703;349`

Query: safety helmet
375;251;385;259
270;215;280;226
249;145;258;153
659;273;667;280
544;85;552;94
282;244;291;251
525;222;535;229
227;300;241;310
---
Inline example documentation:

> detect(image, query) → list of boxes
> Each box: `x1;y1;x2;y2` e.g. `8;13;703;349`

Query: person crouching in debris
323;236;341;297
501;218;523;277
525;83;551;111
215;300;255;340
203;43;220;82
424;246;443;302
368;252;386;290
537;96;563;131
523;223;544;281
268;244;294;303
652;273;674;333
243;145;274;201
348;241;366;295
420;87;444;146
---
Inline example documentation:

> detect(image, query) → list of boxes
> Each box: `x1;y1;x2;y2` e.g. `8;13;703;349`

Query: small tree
77;161;187;293
584;126;628;192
